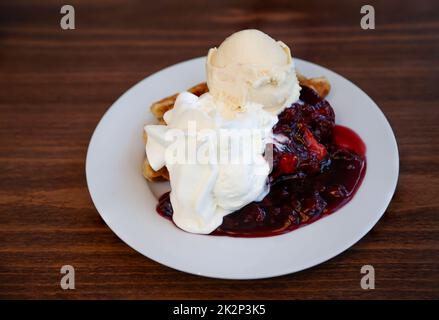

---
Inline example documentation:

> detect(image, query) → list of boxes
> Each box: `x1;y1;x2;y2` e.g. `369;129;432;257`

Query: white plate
86;57;399;279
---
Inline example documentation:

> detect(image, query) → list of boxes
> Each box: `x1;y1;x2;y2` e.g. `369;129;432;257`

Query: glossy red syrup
156;86;366;237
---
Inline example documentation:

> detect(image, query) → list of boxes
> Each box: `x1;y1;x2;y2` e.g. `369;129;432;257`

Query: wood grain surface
0;0;438;299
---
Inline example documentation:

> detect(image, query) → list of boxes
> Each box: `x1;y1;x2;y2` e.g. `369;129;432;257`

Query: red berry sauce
156;86;366;237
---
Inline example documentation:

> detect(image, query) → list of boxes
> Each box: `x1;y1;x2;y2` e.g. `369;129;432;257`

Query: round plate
86;57;399;279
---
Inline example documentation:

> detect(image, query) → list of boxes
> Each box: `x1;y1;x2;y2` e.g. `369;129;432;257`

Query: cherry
302;127;327;160
279;154;298;174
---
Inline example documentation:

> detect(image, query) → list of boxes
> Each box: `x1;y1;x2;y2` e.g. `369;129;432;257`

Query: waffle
143;75;331;181
296;73;331;99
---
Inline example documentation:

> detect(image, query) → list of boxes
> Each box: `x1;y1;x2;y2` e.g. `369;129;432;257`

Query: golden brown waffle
143;75;331;182
142;158;170;181
296;73;331;99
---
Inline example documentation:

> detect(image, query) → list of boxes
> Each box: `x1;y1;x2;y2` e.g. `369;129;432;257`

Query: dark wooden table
1;0;438;299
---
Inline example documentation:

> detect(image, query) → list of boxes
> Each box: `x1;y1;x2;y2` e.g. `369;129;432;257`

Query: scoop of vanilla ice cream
207;29;301;115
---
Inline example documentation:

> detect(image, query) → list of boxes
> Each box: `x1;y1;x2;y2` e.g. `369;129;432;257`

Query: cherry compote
157;86;366;237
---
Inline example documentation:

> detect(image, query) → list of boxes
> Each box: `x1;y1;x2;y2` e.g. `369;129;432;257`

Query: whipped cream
145;92;278;234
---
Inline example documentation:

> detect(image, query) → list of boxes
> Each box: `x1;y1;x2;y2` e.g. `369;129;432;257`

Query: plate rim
86;56;399;280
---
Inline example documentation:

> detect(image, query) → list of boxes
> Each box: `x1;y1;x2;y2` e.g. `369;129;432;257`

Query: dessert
143;29;366;237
